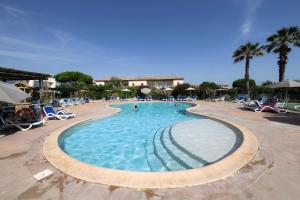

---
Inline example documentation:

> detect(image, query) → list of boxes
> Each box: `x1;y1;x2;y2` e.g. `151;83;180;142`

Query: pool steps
161;125;205;169
145;122;209;171
153;126;185;171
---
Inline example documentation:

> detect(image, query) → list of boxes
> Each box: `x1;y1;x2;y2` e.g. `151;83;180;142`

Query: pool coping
43;102;259;189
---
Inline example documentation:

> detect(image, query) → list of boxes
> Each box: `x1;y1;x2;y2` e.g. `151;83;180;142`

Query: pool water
59;102;240;172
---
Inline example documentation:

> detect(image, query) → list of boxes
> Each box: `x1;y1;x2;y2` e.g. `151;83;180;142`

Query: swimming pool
58;102;242;172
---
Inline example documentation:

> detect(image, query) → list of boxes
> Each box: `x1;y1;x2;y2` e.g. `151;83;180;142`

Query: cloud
240;0;262;36
0;4;28;16
46;28;75;45
0;4;138;73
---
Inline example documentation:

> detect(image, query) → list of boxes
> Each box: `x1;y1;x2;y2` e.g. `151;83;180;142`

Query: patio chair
162;96;168;101
43;106;75;120
169;96;175;101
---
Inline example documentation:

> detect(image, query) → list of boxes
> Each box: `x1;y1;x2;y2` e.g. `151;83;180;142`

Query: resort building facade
94;76;184;88
28;77;59;89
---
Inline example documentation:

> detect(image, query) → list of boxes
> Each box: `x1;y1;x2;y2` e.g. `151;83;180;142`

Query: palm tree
264;26;300;82
233;42;263;95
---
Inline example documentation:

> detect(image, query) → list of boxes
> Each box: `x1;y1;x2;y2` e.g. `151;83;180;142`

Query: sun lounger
213;96;225;102
232;95;247;103
254;104;287;113
162;97;168;101
244;96;268;106
182;96;190;101
0;116;44;131
169;96;175;101
109;96;117;101
244;98;287;113
192;96;198;101
0;107;45;131
43;106;75;120
147;96;153;101
177;96;183;101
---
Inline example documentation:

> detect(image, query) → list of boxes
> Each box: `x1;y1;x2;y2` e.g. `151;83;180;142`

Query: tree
264;26;300;82
109;77;123;88
54;71;93;97
233;42;263;95
54;71;93;84
172;83;190;97
199;81;219;90
199;81;219;99
261;80;273;87
232;78;256;93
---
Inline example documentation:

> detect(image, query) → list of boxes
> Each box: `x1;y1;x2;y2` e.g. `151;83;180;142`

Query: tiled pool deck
1;101;300;199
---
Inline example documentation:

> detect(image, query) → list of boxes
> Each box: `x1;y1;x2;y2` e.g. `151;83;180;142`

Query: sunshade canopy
164;87;173;91
186;87;196;91
0;81;31;104
269;80;300;88
121;88;131;92
141;88;151;94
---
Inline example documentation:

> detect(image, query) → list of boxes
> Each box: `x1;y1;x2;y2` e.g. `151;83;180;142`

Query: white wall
173;79;184;86
94;81;105;86
128;80;147;87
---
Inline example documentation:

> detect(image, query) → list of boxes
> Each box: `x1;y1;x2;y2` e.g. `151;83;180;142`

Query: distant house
219;84;229;89
28;77;59;89
94;76;184;89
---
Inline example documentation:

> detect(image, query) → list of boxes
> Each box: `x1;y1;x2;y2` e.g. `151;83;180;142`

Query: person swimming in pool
134;104;138;111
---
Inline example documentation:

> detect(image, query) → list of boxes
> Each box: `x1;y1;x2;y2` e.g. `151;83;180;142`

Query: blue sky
0;0;299;85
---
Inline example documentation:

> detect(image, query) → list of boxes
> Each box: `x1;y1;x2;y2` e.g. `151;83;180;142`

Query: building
94;76;184;89
28;77;59;89
219;84;229;89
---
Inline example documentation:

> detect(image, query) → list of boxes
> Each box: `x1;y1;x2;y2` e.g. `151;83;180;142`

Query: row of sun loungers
162;96;198;101
0;104;77;132
51;97;92;107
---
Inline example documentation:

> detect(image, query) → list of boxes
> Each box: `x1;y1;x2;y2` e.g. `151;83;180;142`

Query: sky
0;0;299;85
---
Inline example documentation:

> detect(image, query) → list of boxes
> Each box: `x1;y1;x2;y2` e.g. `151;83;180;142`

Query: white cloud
240;0;262;36
0;4;28;16
0;4;137;72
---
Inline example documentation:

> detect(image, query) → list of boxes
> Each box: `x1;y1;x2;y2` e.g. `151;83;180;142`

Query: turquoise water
59;102;240;172
59;102;203;171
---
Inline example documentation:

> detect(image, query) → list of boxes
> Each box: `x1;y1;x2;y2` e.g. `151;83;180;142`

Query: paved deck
0;101;300;199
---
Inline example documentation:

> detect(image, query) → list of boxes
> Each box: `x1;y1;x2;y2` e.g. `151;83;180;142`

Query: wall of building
94;81;105;86
173;79;184;86
28;77;58;89
128;80;147;87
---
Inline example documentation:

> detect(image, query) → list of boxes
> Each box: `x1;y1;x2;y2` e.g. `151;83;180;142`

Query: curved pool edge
43;102;259;189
